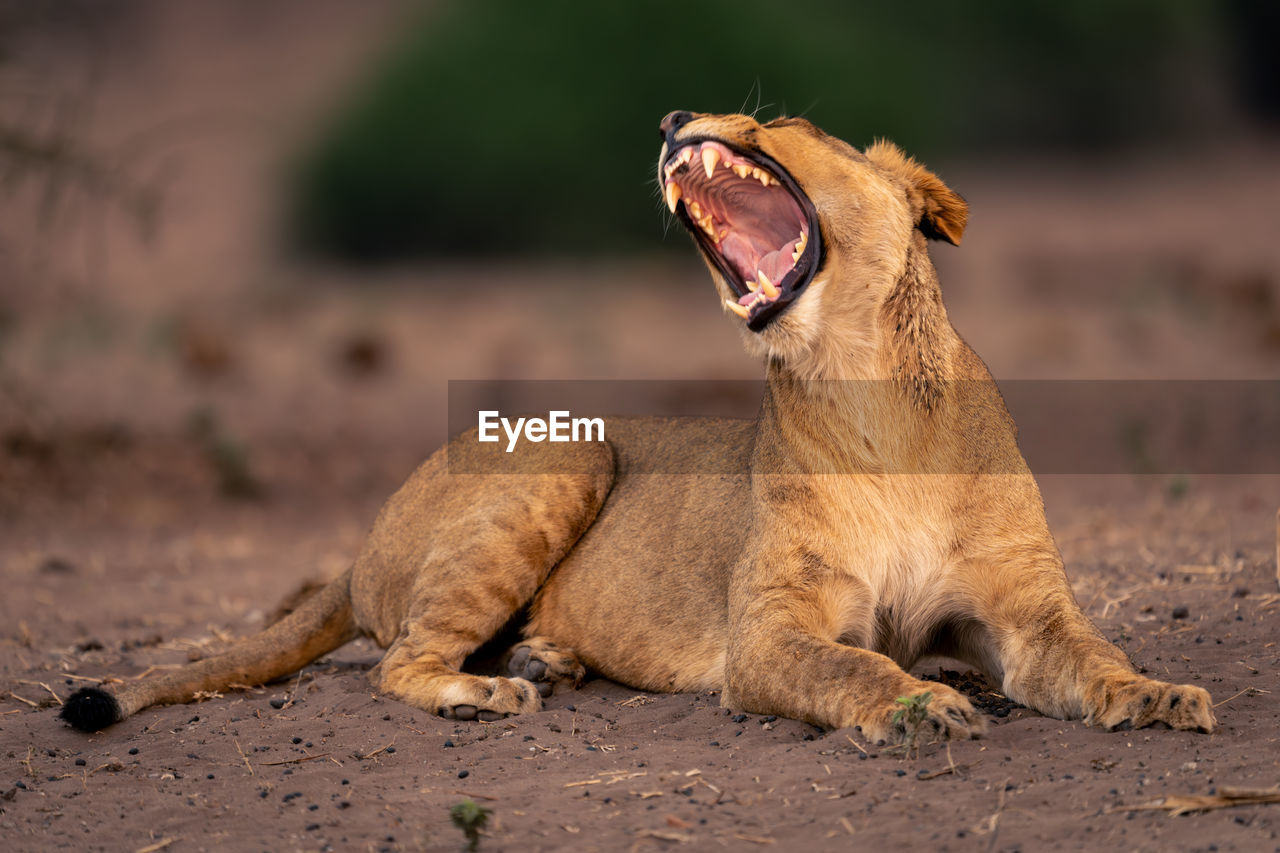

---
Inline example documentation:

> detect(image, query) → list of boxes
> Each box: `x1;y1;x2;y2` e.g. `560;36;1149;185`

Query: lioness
61;111;1215;742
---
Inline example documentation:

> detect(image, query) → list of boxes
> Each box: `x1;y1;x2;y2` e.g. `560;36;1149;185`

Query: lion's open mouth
662;140;821;331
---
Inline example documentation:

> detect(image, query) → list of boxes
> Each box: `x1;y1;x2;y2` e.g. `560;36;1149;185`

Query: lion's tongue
735;249;795;306
722;237;793;293
757;248;792;284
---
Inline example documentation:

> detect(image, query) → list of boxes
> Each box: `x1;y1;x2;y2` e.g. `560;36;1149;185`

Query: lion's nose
659;110;695;143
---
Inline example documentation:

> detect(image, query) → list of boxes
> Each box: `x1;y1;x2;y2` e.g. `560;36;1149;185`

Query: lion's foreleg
723;559;985;744
971;560;1216;733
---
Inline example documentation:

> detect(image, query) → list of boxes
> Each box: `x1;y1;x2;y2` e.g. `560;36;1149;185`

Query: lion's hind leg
506;637;586;697
373;623;541;721
357;437;615;722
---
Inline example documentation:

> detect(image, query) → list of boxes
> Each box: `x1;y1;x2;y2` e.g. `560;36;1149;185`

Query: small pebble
457;770;470;779
206;774;215;780
128;748;139;755
443;740;455;748
308;804;319;811
292;737;302;745
1172;606;1190;620
337;801;351;809
731;714;747;723
385;746;395;754
341;779;350;785
269;698;286;709
74;759;86;767
305;742;313;748
306;823;320;831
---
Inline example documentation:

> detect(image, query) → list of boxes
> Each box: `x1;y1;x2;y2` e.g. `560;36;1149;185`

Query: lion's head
657;111;967;377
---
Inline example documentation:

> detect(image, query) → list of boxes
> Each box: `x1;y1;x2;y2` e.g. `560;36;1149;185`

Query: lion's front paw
857;683;987;745
1084;676;1215;733
436;676;542;722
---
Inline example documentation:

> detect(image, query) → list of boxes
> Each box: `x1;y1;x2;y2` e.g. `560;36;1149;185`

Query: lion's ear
864;140;967;246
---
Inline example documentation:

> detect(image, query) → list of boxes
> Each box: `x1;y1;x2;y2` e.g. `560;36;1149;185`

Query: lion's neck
757;236;956;473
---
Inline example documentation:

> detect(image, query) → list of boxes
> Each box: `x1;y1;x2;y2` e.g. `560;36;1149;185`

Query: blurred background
1;1;1278;624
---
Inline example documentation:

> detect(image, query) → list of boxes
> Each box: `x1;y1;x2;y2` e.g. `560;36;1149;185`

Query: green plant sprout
450;799;492;852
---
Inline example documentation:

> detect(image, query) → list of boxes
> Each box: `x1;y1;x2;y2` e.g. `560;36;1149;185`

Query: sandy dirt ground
3;3;1280;852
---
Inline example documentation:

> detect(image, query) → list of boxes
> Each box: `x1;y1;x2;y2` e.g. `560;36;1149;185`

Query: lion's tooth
732;164;750;179
699;216;716;237
688;200;703;219
680;147;693;165
725;299;750;319
758;270;779;299
745;279;759;293
702;147;720;179
665;182;682;213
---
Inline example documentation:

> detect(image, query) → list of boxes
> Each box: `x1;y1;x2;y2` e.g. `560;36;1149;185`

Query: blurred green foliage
289;0;1229;262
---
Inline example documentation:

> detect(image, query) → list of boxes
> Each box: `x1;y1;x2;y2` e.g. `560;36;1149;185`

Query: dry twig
258;753;331;767
1107;786;1280;816
233;739;254;776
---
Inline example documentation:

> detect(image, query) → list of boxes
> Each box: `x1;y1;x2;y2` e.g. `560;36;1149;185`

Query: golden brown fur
61;112;1214;742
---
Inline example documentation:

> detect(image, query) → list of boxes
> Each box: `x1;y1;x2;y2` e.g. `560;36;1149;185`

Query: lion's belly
527;417;753;693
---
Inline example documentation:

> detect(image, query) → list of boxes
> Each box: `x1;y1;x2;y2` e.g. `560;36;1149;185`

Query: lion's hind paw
506;637;586;697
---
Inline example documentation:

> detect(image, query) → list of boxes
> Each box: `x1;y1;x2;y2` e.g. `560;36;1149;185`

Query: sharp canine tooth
665;182;682;213
745;279;759;292
725;299;750;319
758;270;779;298
702;147;719;179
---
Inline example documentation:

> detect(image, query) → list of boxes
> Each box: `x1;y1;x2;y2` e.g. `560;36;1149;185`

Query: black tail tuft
60;687;123;732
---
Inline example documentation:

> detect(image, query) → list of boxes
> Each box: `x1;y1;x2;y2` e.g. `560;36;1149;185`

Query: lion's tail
60;569;358;732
